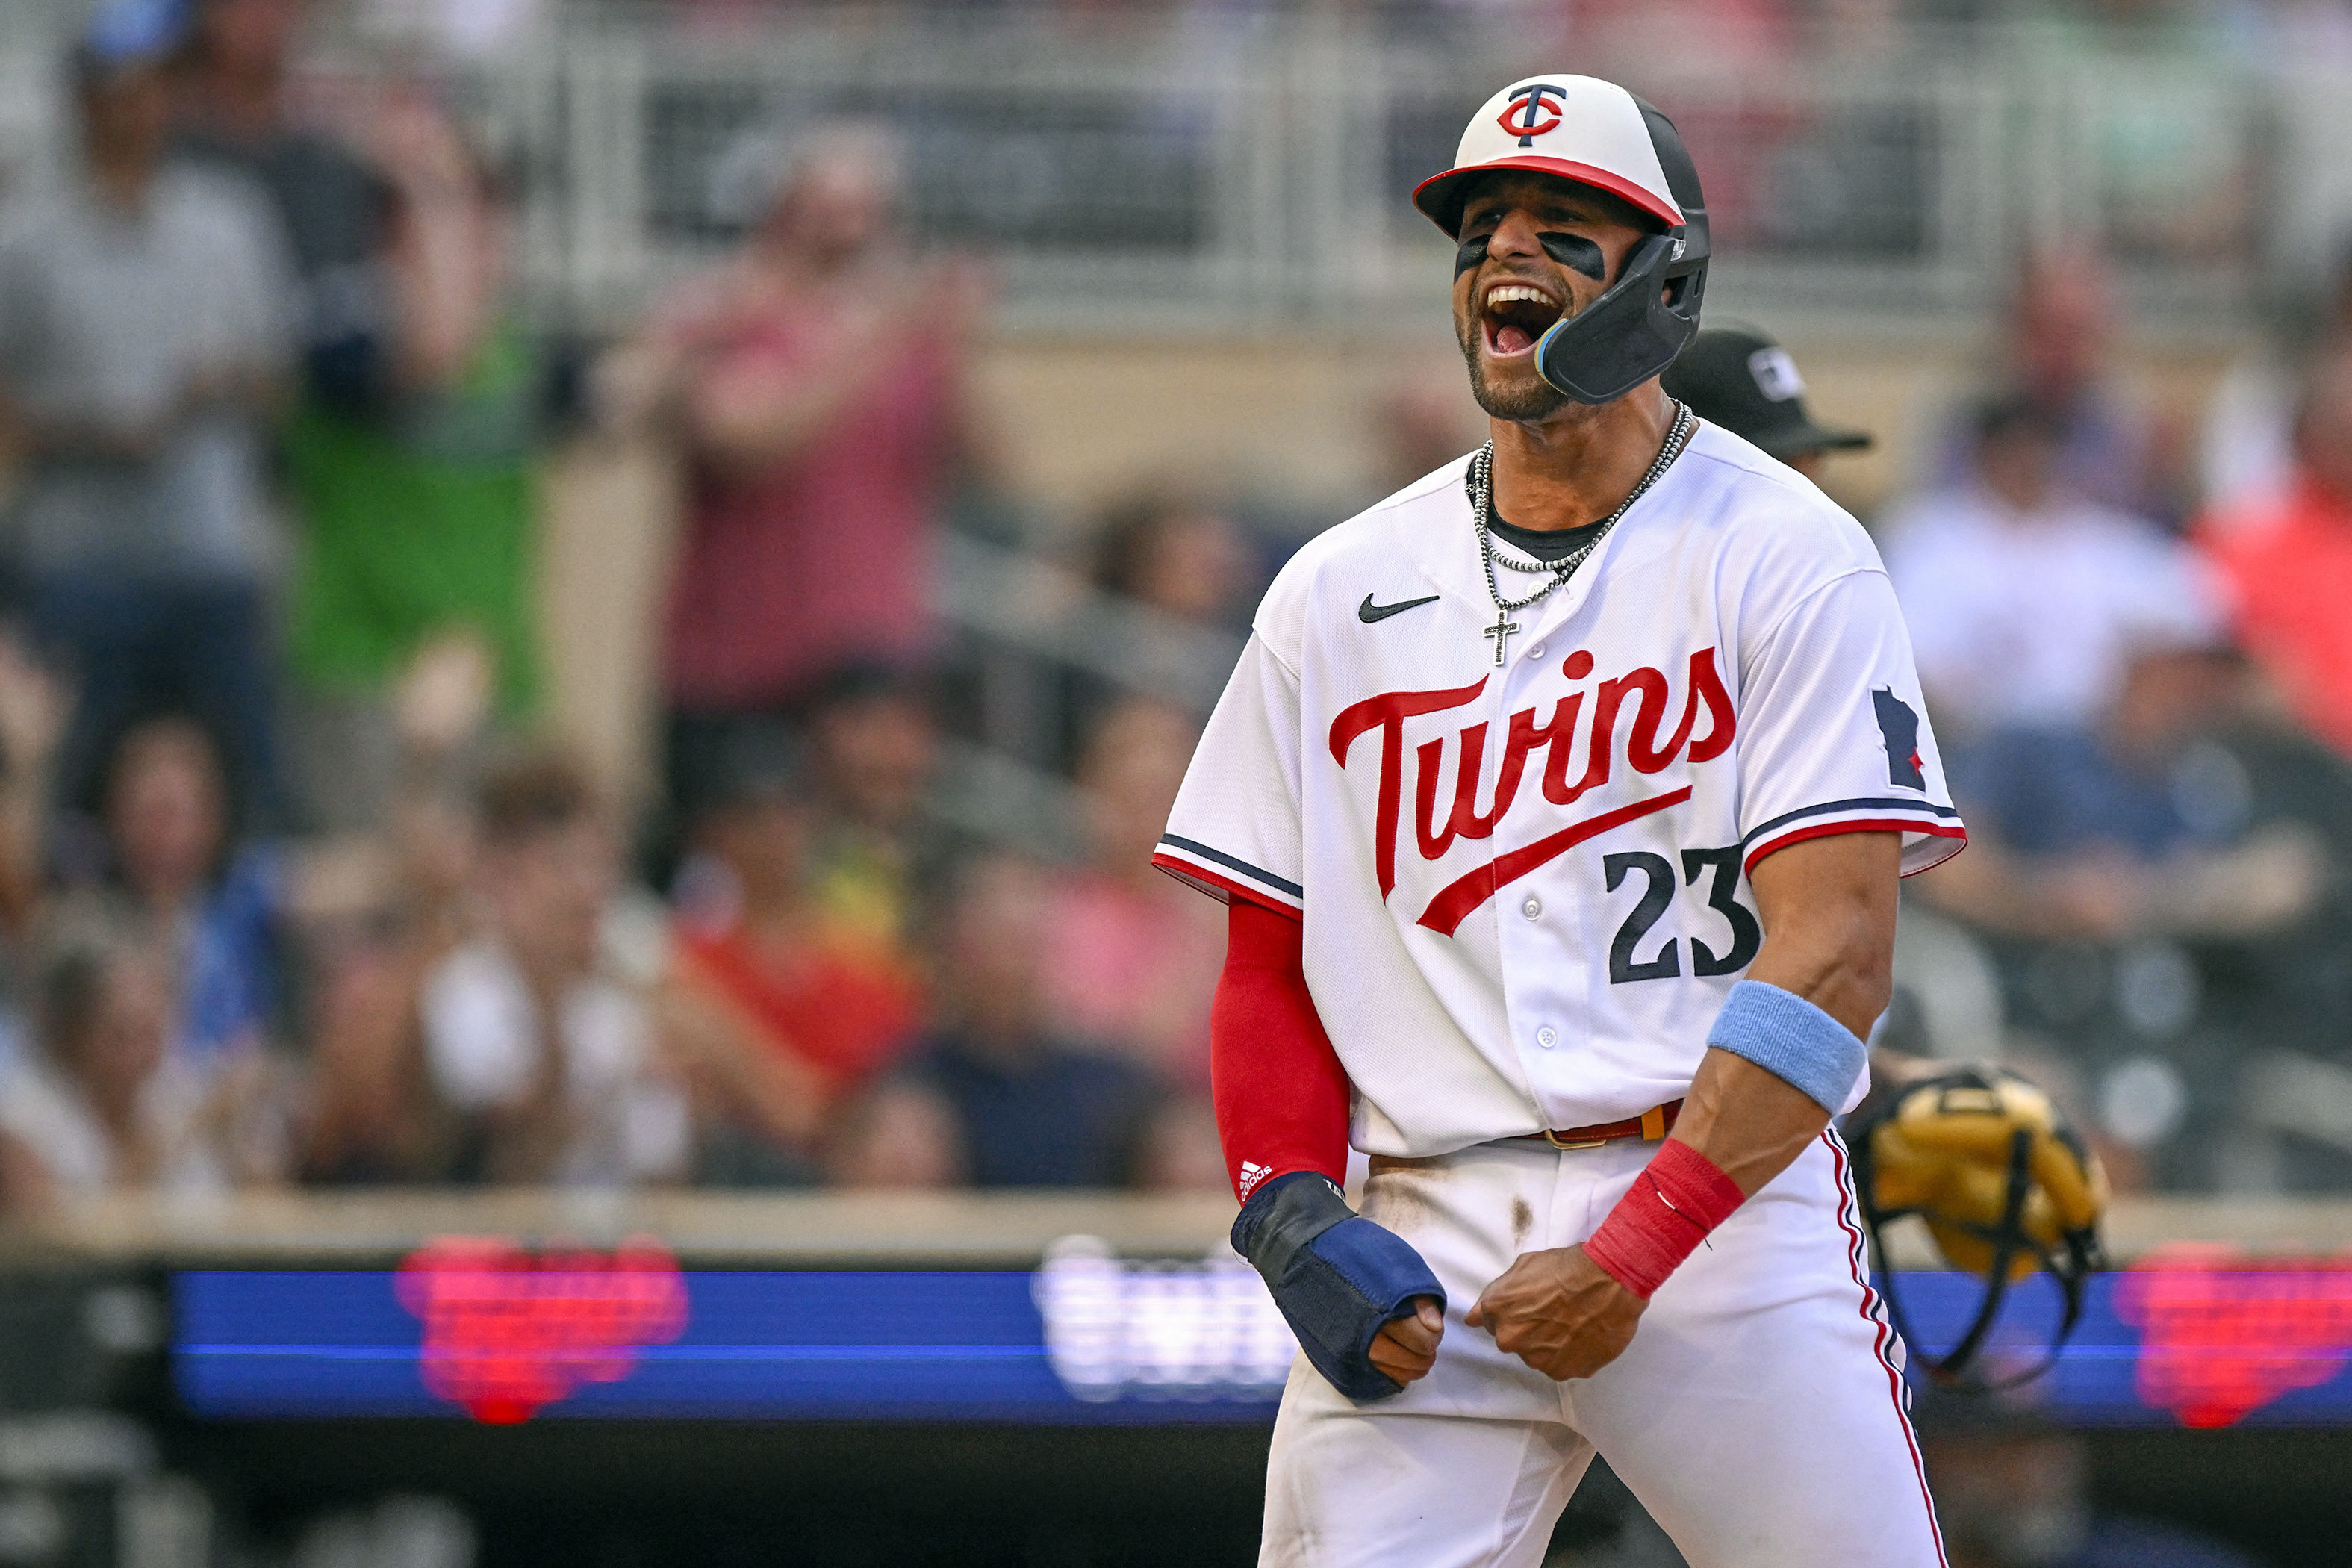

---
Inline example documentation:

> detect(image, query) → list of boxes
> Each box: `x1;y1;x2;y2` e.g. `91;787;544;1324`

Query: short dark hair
1092;493;1194;599
1973;393;2065;447
808;659;930;715
697;721;806;816
476;747;600;847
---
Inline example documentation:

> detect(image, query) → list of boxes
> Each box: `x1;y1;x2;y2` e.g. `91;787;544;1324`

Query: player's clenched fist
1467;1245;1645;1381
1369;1298;1446;1385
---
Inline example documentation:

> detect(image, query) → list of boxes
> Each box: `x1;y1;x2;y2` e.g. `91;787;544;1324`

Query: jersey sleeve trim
1740;798;1967;878
1153;835;1305;914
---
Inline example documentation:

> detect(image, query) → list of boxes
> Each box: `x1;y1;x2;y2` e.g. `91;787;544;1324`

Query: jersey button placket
1536;1026;1558;1050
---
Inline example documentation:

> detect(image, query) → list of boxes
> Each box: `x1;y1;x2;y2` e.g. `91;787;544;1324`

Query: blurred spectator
1371;363;1484;499
604;122;983;820
1658;321;1871;483
662;724;921;1185
2197;250;2352;514
802;664;962;951
1040;699;1222;1090
1911;640;2352;1190
370;626;503;959
290;698;486;1183
1939;245;2172;525
2196;348;2352;759
0;633;69;941
833;854;1162;1189
420;749;688;1186
60;713;284;1069
1089;492;1254;632
0;19;296;830
281;86;547;832
1051;490;1258;765
1882;396;2221;739
1917;645;2321;947
293;883;460;1185
0;923;220;1215
172;0;389;417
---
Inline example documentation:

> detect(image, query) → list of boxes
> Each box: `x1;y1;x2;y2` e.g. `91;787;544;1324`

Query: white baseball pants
1258;1131;1947;1568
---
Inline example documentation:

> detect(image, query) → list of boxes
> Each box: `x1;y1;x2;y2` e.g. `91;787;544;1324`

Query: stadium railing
1;14;2346;336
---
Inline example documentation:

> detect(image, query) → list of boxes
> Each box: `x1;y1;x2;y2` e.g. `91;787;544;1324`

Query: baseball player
1155;75;1966;1566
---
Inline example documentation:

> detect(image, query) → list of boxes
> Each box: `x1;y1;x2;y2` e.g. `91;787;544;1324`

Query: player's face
1452;174;1650;423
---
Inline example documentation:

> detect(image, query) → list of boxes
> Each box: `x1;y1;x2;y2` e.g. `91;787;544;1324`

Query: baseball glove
1846;1064;2108;1387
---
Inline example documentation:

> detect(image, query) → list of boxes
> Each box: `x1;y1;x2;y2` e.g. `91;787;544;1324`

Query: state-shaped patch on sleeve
1872;687;1926;790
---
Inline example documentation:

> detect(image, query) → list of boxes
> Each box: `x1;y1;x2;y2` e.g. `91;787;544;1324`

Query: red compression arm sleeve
1211;897;1352;1203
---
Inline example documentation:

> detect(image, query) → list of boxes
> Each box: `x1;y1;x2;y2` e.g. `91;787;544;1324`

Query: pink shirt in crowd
660;292;956;711
2199;476;2352;759
1039;871;1225;1091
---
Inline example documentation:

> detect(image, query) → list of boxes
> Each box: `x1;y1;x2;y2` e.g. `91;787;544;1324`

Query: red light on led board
2115;1245;2352;1429
395;1236;688;1424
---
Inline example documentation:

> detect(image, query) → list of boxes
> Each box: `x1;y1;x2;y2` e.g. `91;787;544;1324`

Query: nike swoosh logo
1358;592;1440;623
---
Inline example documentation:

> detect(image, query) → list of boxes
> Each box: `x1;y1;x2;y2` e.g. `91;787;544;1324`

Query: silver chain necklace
1470;399;1695;666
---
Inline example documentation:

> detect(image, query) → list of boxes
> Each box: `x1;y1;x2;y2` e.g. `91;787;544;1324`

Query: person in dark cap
1662;322;1872;482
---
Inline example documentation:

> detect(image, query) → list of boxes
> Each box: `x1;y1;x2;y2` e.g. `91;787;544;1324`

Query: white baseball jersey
1155;423;1964;1153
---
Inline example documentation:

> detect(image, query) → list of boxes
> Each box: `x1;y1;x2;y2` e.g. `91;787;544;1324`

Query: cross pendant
1483;612;1521;665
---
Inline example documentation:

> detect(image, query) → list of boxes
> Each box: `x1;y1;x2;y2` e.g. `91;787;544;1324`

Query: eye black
1537;233;1605;281
1454;234;1490;279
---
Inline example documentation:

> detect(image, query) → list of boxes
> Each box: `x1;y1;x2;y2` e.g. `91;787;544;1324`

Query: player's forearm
1667;1048;1831;1200
1664;833;1897;1198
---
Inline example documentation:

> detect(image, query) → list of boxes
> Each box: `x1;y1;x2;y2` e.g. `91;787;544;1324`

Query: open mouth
1482;283;1564;359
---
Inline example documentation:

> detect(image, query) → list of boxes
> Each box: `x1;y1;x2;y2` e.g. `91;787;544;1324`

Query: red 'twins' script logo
397;1236;688;1424
2115;1244;2352;1428
1329;648;1733;935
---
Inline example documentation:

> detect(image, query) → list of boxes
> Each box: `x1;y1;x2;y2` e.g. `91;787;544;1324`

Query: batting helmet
1413;75;1710;406
1846;1065;2109;1389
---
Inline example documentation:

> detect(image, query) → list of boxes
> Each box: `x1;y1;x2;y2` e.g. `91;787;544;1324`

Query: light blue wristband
1705;980;1869;1113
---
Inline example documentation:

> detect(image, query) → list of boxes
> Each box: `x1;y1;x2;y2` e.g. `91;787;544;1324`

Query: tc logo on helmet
1496;83;1568;146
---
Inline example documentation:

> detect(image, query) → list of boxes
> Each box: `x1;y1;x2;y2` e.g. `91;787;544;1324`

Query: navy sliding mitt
1231;1172;1446;1401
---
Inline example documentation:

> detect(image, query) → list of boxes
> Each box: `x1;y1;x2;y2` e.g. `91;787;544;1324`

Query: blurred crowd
0;0;1255;1216
7;0;2352;1228
1865;225;2352;1201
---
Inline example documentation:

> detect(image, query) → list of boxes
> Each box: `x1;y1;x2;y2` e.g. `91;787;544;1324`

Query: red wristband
1581;1141;1746;1301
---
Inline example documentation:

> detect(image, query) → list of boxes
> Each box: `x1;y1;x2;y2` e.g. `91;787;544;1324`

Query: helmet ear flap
1534;232;1701;405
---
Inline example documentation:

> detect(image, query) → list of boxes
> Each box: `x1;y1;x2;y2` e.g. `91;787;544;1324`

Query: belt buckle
1540;1130;1610;1151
